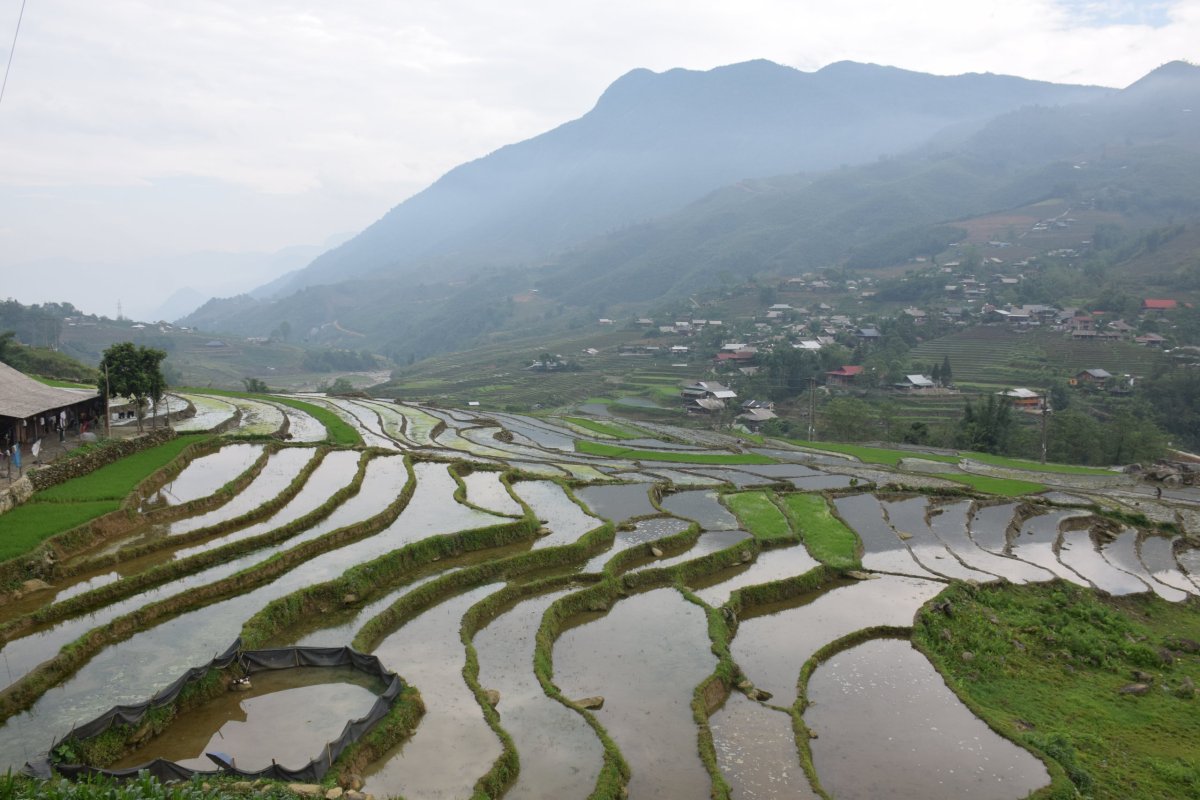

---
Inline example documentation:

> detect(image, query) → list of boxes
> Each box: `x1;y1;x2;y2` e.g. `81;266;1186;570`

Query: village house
680;380;737;412
998;387;1043;411
825;365;864;387
895;374;936;392
1072;368;1112;387
0;360;101;452
1142;298;1178;313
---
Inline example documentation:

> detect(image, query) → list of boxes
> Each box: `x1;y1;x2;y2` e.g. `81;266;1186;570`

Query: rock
1118;683;1151;696
342;593;359;605
740;550;754;563
752;688;773;702
737;679;754;691
1132;670;1155;683
807;729;819;739
575;696;605;710
229;677;253;691
287;785;322;798
339;775;364;791
845;570;876;580
536;526;552;536
649;546;664;558
1158;648;1176;665
897;531;913;541
1175;676;1195;700
1165;637;1200;654
20;579;52;594
1014;719;1036;731
961;651;975;663
931;600;953;616
325;789;344;799
484;689;501;707
343;793;365;800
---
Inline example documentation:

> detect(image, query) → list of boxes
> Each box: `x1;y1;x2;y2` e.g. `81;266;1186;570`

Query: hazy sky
1;0;1196;318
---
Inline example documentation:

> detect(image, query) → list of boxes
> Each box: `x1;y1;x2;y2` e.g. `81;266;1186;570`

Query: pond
805;638;1049;799
110;666;382;772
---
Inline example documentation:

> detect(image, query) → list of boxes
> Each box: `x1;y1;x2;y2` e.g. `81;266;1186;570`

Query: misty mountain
262;60;1107;297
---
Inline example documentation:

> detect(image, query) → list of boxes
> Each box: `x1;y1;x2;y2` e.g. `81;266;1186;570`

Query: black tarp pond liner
23;641;404;784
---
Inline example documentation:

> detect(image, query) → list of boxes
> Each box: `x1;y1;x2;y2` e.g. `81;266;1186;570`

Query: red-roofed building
825;365;864;386
1142;298;1178;311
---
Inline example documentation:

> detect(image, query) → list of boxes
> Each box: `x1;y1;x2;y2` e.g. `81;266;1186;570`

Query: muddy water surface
574;483;657;523
167;447;317;535
277;403;327;443
110;666;381;771
1009;511;1091;584
582;517;691;572
834;494;939;578
882;497;998;582
731;575;945;702
689;544;821;607
473;588;603;799
967;503;1019;553
513;480;599;549
553;588;716;799
927;502;1053;584
462;471;522;516
1058;529;1150;595
1139;535;1198;596
364;583;505;800
661;490;740;530
630;530;753;573
806;638;1049;799
711;691;817;799
148;444;263;507
1101;530;1189;602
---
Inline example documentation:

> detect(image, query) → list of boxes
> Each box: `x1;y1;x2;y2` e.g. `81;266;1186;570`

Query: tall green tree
940;355;953;386
98;343;168;433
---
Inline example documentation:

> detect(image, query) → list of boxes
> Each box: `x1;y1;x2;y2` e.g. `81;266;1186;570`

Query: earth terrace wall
0;453;417;726
449;463;523;520
67;444;334;572
530;531;795;798
0;435;260;592
0;450;372;646
460;574;599;800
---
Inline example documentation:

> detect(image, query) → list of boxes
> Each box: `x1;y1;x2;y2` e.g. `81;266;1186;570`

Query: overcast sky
1;0;1196;318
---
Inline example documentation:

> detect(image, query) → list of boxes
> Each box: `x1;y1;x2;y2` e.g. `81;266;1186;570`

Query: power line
0;0;28;109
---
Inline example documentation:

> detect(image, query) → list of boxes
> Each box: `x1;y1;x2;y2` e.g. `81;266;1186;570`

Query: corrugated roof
0;360;98;419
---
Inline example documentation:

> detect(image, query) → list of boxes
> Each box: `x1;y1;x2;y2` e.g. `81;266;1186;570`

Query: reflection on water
806;638;1049;799
689;545;821;608
732;575;945;702
711;691;817;799
554;589;716;799
111;667;380;771
474;588;603;799
575;483;657;523
582;517;691;572
1058;529;1150;595
149;444;263;507
661;489;739;530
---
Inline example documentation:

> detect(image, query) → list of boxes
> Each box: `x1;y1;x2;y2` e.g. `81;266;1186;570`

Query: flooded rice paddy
806;638;1050;798
3;403;1197;797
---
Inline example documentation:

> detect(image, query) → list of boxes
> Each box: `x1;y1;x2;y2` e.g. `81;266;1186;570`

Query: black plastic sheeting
23;640;404;784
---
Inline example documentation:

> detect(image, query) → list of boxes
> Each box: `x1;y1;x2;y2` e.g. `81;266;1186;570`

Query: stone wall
0;428;177;515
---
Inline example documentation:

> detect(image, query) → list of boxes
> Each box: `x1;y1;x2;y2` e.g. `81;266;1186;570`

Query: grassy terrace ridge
561;416;641;440
915;582;1200;799
1;434;211;563
959;451;1116;476
781;437;1118;475
781;438;959;467
30;376;94;389
573;439;777;464
936;472;1048;497
779;493;861;569
724;491;793;541
178;387;362;447
34;434;210;503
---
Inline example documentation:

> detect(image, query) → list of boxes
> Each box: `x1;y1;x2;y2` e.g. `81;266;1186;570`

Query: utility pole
104;361;111;440
1040;390;1050;464
808;376;817;440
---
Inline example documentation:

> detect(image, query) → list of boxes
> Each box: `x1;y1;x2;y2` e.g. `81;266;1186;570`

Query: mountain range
182;59;1200;360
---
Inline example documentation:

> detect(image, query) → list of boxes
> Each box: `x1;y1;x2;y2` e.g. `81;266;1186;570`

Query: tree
940;355;953;387
278;320;291;341
242;377;270;393
98;343;168;433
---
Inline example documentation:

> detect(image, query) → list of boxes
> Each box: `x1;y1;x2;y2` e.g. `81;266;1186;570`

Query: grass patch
33;435;210;503
574;440;776;464
935;473;1047;496
960;452;1116;476
562;416;641;440
270;395;362;447
0;501;120;562
781;438;958;467
915;582;1200;799
779;493;861;569
724;491;793;541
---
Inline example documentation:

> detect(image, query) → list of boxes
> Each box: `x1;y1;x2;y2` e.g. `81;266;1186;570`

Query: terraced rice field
2;398;1197;798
